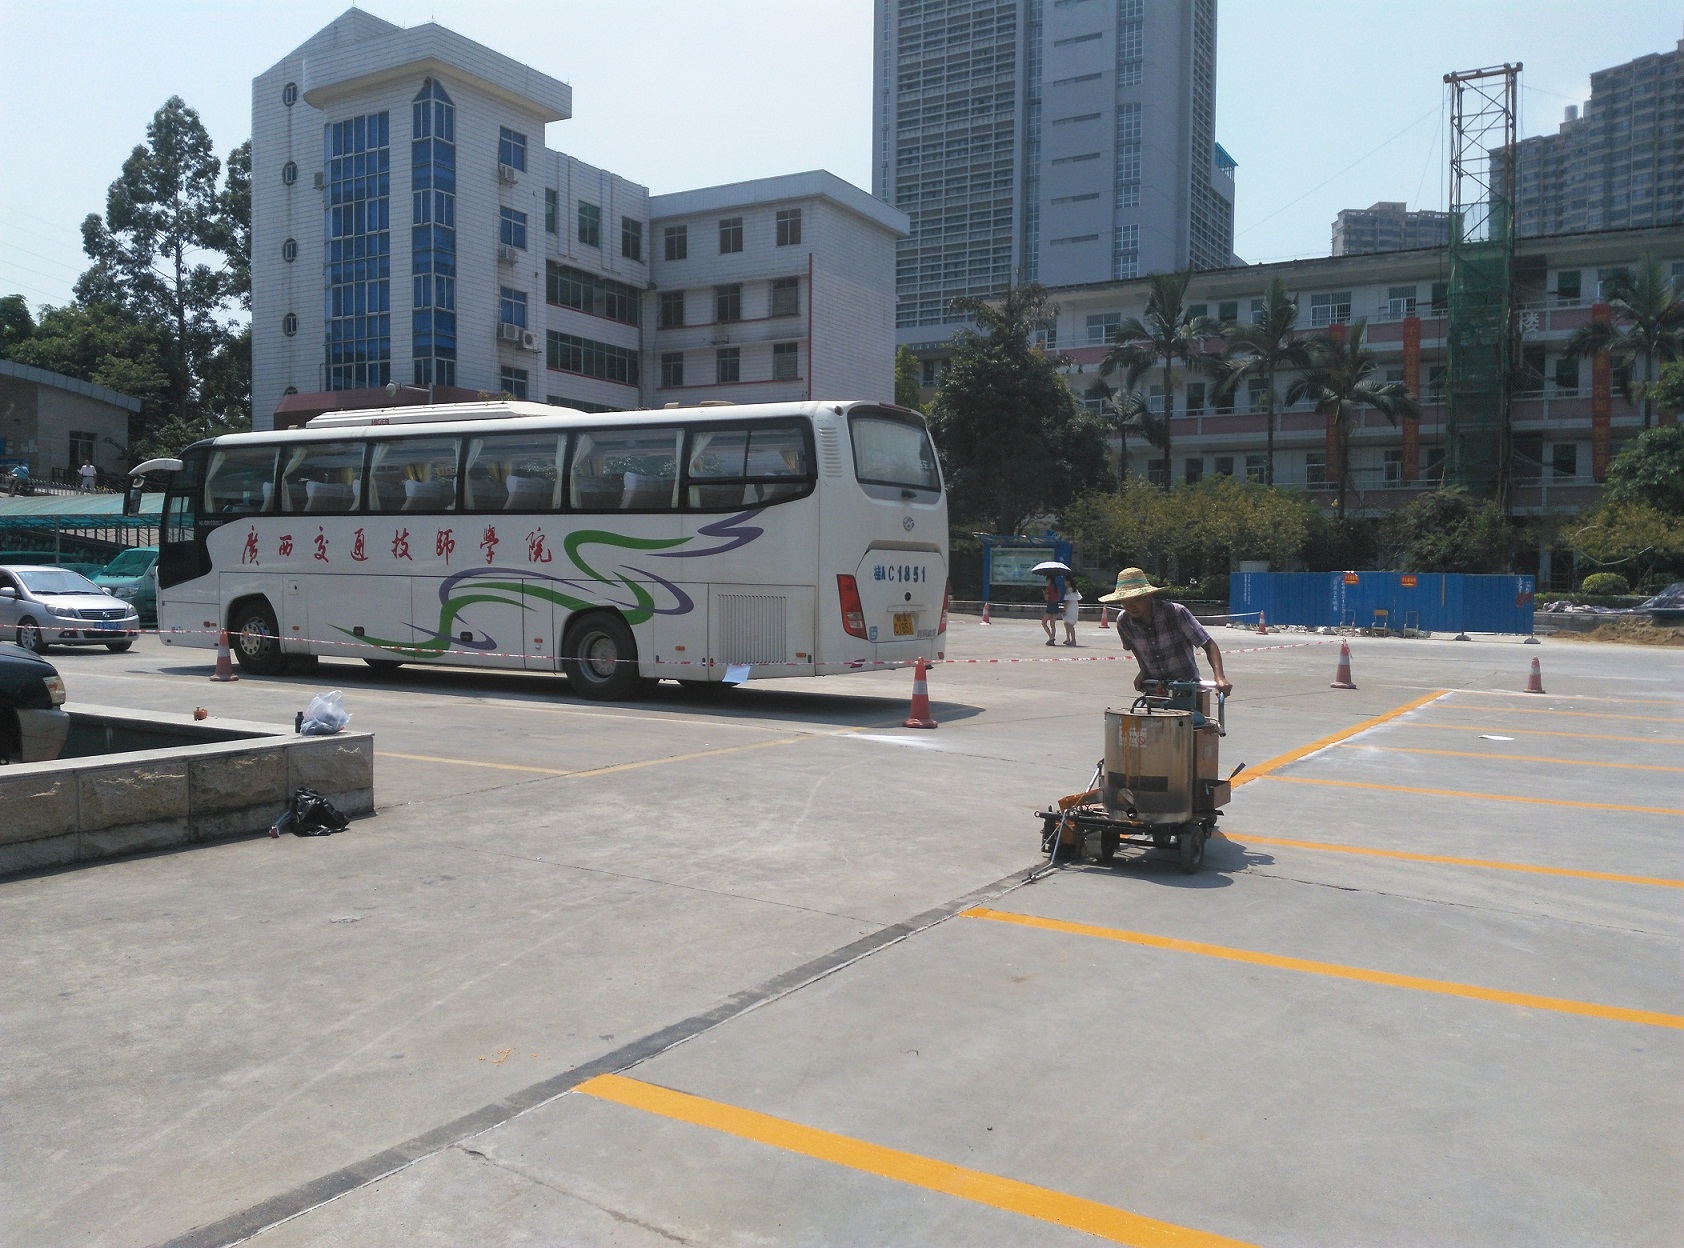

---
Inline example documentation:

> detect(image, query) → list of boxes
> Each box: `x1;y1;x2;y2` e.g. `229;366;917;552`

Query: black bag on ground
291;787;350;836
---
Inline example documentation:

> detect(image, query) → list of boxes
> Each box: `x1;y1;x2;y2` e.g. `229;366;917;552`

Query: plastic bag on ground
300;689;350;735
288;787;350;836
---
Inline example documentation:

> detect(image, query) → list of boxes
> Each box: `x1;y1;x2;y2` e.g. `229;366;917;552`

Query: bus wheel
363;658;405;672
563;613;646;701
230;600;287;676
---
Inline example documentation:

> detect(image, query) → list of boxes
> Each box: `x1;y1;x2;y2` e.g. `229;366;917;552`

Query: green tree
1375;487;1523;574
0;294;35;357
894;345;924;412
1104;386;1165;490
1216;275;1312;486
1288;320;1420;520
1601;424;1684;515
1569;499;1684;590
78;97;243;430
927;283;1112;534
1652;359;1684;421
1100;270;1217;491
5;301;172;414
1566;253;1684;431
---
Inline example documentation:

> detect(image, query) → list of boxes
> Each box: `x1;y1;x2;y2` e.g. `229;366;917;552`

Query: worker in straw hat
1098;568;1231;695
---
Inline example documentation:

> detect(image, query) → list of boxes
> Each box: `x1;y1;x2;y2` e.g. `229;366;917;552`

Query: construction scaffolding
1443;63;1520;504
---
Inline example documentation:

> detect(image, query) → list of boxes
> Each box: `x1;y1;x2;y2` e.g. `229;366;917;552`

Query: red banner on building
1401;315;1421;482
1590;302;1612;480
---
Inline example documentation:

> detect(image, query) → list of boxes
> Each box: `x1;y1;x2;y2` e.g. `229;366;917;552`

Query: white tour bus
148;400;948;699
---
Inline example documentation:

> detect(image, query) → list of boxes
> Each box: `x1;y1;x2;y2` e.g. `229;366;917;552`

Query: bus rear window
848;410;940;493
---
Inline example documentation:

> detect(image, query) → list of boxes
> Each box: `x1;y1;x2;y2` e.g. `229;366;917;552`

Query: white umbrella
1030;560;1072;575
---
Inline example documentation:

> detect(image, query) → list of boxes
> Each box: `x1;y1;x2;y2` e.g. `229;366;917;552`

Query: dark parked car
0;564;141;653
1640;581;1684;624
0;641;69;763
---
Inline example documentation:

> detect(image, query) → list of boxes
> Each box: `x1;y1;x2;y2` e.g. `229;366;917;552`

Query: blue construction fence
1231;571;1536;635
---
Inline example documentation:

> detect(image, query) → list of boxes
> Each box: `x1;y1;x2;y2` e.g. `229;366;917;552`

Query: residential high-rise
1331;202;1451;256
1502;31;1683;238
873;0;1234;339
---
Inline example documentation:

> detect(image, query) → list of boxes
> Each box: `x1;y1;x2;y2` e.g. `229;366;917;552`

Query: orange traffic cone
903;656;938;729
209;628;239;682
1257;610;1268;635
1329;640;1356;689
980;601;992;625
1524;656;1545;694
1098;605;1110;629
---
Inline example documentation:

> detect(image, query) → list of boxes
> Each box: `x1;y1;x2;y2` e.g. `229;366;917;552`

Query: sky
1;0;1680;312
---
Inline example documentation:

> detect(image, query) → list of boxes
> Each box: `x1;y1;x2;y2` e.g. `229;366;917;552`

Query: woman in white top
1061;584;1081;645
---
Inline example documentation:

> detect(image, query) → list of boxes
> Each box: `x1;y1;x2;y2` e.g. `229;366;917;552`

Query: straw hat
1096;567;1166;604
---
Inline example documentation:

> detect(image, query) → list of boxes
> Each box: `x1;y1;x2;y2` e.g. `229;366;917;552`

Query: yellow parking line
1443;705;1682;724
382;751;572;776
1232;689;1449;787
1396;722;1684;747
1227;833;1684;889
1333;743;1684;772
1259;775;1684;816
962;909;1684;1030
575;1074;1259;1247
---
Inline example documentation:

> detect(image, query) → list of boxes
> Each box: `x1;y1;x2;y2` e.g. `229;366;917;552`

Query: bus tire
363;658;405;672
230;599;287;676
563;612;646;701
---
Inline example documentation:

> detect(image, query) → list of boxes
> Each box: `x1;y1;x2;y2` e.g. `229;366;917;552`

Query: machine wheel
17;619;48;654
363;657;405;672
1178;824;1204;874
105;641;133;653
230;600;287;675
1098;829;1120;863
563;613;648;701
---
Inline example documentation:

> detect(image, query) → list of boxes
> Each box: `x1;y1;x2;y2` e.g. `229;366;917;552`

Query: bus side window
464;432;566;512
281;442;367;513
685;423;811;509
368;437;461;512
745;424;811;504
685;429;749;509
201;447;279;516
572;429;680;512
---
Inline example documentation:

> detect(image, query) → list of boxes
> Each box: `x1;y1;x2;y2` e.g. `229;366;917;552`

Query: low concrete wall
0;705;374;877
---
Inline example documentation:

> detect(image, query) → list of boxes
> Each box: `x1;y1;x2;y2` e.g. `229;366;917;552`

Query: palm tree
1216;276;1312;486
1100;271;1218;491
1104;387;1166;489
1287;320;1420;519
1566;254;1684;430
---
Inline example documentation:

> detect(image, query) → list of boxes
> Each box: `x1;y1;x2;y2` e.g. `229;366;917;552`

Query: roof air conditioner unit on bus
498;162;517;184
520;329;540;352
498;322;523;344
497;245;519;264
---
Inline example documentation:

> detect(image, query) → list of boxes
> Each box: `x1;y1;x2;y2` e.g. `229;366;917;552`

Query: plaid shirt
1115;599;1211;682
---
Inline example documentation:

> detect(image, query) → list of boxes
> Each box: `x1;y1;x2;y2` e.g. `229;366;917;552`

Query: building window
500;366;528;400
326;107;392;390
575;202;599;249
281;160;297;186
282;237;297;263
1554;356;1580;396
282;312;297;337
1086;312;1121;345
1305;450;1327;487
282;82;299;107
660;352;684;388
773;342;799;381
921;359;938;386
1556;270;1581;302
621;217;643;261
776;209;802;246
1112;224;1139;280
1184;458;1203;485
1188;304;1208;320
1033;325;1057;350
1246;377;1266;413
1430;281;1449;313
1427;364;1447;404
658;291;685;329
1214;456;1234;477
1424;447;1446;481
664;224;687;260
412;80;456;389
719;216;743;254
1386;285;1418;318
1244;454;1265;483
771;277;799;318
547;262;640;326
544;188;558;234
498;127;526;172
1114;102;1141;209
1185;382;1206;413
716;347;740;383
499;287;527;328
1551;443;1579;480
500;206;528;250
1147;458;1168;488
546;331;640;385
1218;300;1238;323
1383;449;1403;484
714;284;741;323
1309;291;1352;328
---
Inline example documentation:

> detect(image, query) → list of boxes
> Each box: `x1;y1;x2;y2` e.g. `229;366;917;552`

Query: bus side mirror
124;479;144;517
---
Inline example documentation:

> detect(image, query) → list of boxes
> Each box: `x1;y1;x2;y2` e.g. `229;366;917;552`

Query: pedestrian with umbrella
1032;560;1071;647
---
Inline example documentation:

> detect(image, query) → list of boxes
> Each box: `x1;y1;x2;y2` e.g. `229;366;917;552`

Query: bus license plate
893;612;915;637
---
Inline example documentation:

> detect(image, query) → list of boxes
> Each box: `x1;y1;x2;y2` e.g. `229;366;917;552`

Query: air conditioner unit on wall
498;322;523;344
312;171;325;190
497;245;518;264
498;163;517;184
520;329;540;352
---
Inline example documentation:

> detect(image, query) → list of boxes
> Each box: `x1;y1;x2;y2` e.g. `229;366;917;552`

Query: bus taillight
837;574;868;639
939;579;950;634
